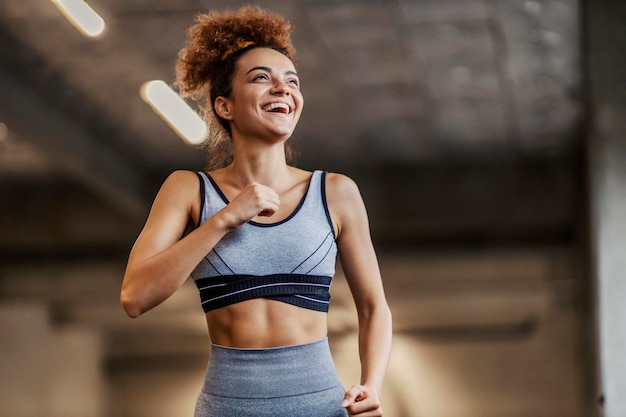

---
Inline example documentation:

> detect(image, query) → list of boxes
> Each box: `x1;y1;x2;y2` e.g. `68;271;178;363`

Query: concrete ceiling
0;0;583;252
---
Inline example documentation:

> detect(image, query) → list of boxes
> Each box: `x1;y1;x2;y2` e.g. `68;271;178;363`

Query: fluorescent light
141;80;207;146
51;0;105;38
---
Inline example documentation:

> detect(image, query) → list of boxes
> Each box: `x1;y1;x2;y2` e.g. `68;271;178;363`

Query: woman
120;6;392;417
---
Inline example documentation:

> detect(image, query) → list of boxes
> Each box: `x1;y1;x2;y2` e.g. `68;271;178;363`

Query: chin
269;126;295;138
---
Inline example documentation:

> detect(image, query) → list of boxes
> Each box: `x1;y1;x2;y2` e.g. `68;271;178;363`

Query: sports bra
190;170;338;313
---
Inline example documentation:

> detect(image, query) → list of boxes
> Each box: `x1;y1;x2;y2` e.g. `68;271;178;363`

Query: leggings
194;338;348;417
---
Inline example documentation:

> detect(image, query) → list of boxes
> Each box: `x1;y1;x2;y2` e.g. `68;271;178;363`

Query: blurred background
0;0;624;416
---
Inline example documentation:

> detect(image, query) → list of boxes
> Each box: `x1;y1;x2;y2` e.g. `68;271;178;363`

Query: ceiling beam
0;27;150;221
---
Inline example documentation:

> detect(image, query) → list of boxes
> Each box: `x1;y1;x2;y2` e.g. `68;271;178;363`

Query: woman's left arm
327;173;393;417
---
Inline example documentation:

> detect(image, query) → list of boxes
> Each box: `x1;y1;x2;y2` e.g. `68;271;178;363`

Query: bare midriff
205;298;328;348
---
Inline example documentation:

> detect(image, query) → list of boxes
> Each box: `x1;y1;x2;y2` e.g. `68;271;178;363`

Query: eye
252;73;269;81
287;78;300;87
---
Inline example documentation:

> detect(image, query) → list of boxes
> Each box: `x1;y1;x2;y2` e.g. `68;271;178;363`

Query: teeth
262;102;290;113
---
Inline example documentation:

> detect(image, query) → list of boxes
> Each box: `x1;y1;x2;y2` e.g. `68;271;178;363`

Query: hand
341;384;383;417
219;182;280;228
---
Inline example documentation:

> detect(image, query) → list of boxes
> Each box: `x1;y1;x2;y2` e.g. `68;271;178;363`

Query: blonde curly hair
175;6;298;169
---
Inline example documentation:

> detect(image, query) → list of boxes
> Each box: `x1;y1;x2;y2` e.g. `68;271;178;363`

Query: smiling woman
175;6;299;170
120;6;392;417
210;48;303;149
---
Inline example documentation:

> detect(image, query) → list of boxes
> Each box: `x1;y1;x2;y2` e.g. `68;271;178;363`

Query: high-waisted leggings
194;338;348;417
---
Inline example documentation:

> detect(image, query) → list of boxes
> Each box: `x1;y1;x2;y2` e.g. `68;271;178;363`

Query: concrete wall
588;1;626;416
0;303;104;417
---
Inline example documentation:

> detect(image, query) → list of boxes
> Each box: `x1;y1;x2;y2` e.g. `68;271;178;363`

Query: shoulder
160;170;201;191
325;172;362;202
143;170;204;230
164;169;201;185
154;170;202;207
324;172;367;237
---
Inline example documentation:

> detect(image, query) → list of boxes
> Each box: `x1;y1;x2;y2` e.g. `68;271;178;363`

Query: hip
195;338;348;417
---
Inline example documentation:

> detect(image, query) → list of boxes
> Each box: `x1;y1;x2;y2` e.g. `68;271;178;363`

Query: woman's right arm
120;170;228;317
120;170;280;318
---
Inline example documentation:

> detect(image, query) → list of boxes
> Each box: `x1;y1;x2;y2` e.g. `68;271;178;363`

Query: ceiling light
50;0;105;38
141;80;207;146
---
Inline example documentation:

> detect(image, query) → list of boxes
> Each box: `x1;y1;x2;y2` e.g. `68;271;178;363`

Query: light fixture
141;80;207;146
50;0;105;38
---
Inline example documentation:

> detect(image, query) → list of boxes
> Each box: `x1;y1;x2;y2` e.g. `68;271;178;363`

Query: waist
203;338;342;398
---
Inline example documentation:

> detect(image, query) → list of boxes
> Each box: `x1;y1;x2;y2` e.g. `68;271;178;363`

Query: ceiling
0;0;583;253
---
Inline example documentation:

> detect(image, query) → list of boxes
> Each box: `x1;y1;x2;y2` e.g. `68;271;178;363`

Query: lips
262;102;291;114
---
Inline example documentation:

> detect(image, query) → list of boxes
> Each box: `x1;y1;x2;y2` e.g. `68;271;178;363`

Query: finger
341;385;366;407
234;184;280;219
253;186;280;215
346;400;382;416
257;196;280;217
257;208;275;217
347;409;383;417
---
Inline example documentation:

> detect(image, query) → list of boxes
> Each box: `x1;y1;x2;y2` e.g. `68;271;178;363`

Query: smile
262;102;291;114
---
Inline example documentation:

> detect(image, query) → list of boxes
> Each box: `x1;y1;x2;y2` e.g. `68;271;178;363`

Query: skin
120;47;392;416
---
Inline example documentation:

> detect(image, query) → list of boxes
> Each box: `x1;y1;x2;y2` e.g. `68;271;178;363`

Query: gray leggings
194;338;348;417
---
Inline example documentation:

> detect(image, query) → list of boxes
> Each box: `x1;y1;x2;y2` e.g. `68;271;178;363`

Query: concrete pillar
0;302;104;417
587;1;626;416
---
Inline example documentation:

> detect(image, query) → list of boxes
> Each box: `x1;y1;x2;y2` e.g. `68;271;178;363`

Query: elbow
381;304;393;328
120;289;144;319
359;300;393;326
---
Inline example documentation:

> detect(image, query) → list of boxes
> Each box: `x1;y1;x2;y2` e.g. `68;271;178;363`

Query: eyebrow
246;66;299;78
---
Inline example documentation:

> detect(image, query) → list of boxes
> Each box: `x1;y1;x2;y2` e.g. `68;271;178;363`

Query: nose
271;80;290;96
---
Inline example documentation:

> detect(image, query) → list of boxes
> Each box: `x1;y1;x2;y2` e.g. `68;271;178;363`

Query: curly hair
175;6;298;170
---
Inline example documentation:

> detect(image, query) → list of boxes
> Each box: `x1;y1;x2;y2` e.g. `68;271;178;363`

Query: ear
214;97;233;120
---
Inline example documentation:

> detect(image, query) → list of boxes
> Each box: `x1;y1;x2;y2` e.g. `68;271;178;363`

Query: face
214;47;304;141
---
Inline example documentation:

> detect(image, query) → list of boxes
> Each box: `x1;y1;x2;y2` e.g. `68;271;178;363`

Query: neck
226;140;291;188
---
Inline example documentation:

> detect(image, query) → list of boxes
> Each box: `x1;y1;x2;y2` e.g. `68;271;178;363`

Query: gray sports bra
190;170;338;313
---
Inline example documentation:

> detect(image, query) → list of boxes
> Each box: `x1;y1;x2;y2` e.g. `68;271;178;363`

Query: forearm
121;215;229;317
357;303;393;393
